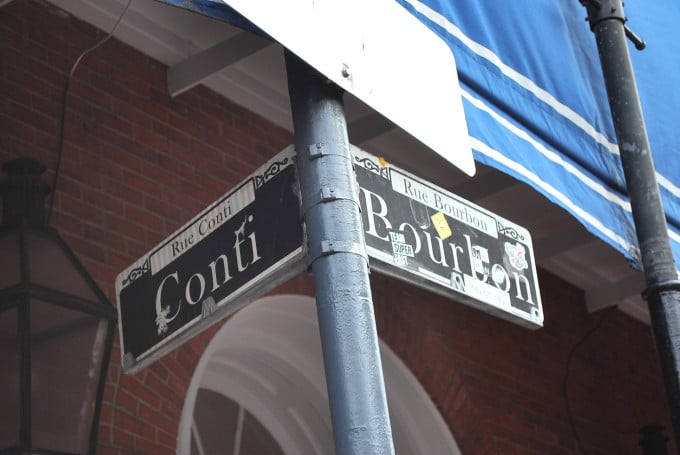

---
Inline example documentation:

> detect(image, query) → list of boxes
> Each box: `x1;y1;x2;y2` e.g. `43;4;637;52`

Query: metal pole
582;0;680;447
285;51;395;455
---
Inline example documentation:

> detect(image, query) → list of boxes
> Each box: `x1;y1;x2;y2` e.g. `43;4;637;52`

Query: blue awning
397;0;680;272
166;0;680;272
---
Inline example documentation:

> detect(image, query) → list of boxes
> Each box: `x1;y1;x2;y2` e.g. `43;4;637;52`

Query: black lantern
0;158;116;454
639;424;668;455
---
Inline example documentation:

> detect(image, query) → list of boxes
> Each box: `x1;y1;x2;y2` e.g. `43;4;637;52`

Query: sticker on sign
221;0;474;176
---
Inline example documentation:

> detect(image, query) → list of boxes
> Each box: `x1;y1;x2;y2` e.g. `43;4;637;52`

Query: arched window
178;295;460;454
191;389;284;454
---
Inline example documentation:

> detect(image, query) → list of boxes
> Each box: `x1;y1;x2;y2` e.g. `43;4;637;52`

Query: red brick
134;437;166;455
139;195;180;226
113;409;148;439
156;428;176;449
51;210;85;237
144;370;179;404
162;354;191;385
122;169;161;195
3;116;37;145
124;204;164;233
160;397;182;424
151;119;189;148
92;105;134;138
138;402;177;436
99;403;114;426
115;388;139;415
83;191;125;218
63;233;107;262
8;99;58;132
112;428;135;448
102;178;143;207
97;423;114;445
112;99;153;130
70;79;113;110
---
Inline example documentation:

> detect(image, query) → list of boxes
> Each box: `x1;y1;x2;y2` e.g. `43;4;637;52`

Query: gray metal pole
285;51;395;455
582;0;680;447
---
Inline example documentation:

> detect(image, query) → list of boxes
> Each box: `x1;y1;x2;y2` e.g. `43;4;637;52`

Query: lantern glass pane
0;231;21;289
0;305;20;449
30;299;109;454
27;232;99;302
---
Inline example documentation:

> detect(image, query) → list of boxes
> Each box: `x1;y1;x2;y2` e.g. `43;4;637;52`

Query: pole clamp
307;143;351;160
642;279;680;302
307;239;368;266
581;0;625;26
301;186;359;215
580;0;646;49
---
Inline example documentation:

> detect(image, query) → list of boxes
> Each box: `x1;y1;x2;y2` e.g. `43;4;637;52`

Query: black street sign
353;147;543;328
116;146;305;373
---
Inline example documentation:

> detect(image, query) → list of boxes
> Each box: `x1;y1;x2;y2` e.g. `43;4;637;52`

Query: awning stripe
397;0;680;270
461;90;630;211
470;137;636;257
401;0;619;155
462;87;680;271
401;0;680;206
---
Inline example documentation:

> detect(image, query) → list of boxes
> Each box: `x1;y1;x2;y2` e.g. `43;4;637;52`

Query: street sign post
286;55;395;454
353;146;543;328
115;146;305;374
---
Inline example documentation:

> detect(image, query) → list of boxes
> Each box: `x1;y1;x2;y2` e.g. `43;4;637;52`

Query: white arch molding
178;294;461;454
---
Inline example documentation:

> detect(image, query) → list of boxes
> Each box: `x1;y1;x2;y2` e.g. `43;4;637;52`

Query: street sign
115;146;305;373
220;0;475;176
353;146;543;328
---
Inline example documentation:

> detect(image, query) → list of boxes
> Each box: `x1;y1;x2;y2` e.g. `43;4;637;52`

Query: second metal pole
285;52;395;455
582;0;680;447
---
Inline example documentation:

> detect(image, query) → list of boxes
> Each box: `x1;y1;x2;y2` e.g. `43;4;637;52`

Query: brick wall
372;270;673;454
1;1;674;453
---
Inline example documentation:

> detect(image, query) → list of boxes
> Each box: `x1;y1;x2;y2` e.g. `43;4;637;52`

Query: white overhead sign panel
222;0;475;176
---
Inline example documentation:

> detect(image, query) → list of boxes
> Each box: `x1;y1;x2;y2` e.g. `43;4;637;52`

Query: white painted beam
534;228;594;259
585;273;645;313
168;31;271;97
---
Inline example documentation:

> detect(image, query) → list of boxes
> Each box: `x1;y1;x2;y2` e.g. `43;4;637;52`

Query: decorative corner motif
354;156;389;179
255;158;289;188
202;296;217;319
121;260;150;287
155;306;171;336
122;352;137;370
497;222;525;242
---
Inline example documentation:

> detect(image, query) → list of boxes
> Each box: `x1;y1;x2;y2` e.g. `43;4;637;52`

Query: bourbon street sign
116;146;305;373
353;147;543;328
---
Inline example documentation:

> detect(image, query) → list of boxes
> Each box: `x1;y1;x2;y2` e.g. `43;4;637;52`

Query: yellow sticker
378;156;388;168
431;212;452;240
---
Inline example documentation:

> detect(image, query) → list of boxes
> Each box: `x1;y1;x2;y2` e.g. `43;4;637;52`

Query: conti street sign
116;146;305;373
353;146;543;328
